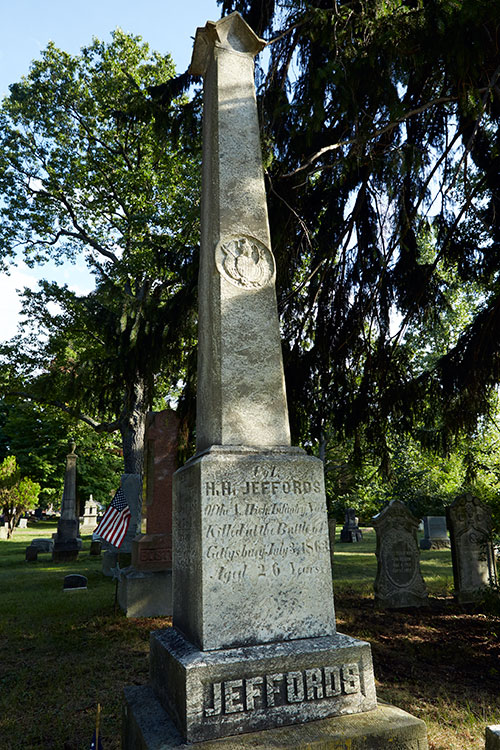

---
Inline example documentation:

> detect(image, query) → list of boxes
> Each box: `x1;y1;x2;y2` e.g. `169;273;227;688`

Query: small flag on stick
89;703;103;749
94;487;131;548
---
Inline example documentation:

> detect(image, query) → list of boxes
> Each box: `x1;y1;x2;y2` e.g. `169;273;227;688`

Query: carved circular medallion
215;235;275;289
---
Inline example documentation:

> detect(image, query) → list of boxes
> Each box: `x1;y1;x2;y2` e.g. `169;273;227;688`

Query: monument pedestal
52;538;80;562
150;629;376;742
118;569;173;618
123;687;428;750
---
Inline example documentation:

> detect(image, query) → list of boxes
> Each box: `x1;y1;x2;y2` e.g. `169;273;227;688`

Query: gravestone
79;495;99;533
52;441;81;562
63;574;88;592
122;12;428;750
340;508;363;543
119;409;180;617
373;500;428;609
0;523;8;539
446;493;498;604
486;726;500;750
419;515;450;550
25;546;38;562
31;538;54;553
17;517;28;529
90;540;102;556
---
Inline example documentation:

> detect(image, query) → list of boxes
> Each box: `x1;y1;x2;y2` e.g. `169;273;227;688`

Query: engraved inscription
138;547;171;563
215;235;275;289
203;464;330;586
205;479;321;497
203;663;361;717
386;540;417;587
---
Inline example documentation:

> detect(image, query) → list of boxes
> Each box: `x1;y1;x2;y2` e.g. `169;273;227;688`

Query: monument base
52;538;80;562
122;685;428;750
149;628;376;743
118;568;172;618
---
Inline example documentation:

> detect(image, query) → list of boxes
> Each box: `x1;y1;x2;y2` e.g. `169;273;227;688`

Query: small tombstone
446;493;498;604
79;495;100;533
25;546;38;562
17;517;28;529
486;726;500;750
340;507;363;543
31;538;54;554
63;574;88;592
419;516;450;550
372;500;428;609
90;540;102;556
34;508;43;520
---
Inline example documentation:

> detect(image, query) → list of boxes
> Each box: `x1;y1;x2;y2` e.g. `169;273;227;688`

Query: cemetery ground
0;525;498;750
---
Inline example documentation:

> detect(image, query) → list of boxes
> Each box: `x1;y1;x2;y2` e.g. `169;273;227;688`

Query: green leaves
0;30;200;469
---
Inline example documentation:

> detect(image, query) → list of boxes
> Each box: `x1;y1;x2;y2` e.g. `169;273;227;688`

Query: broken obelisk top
190;13;291;452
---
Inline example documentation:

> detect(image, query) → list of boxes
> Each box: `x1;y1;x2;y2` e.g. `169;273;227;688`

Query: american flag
94;487;131;548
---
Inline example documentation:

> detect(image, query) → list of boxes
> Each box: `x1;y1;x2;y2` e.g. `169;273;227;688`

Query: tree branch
284;96;458;179
5;391;120;433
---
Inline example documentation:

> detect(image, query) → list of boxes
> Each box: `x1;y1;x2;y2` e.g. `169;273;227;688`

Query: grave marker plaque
373;500;428;609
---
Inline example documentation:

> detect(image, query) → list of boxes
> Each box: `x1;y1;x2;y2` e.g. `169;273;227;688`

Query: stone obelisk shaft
53;441;80;561
191;16;291;452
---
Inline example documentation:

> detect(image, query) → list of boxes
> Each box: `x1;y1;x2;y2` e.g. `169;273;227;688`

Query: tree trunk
119;377;149;475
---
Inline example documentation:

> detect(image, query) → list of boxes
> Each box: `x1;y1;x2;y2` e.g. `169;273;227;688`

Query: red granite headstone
131;409;180;572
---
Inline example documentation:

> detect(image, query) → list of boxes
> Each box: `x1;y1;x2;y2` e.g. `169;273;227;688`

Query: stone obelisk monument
53;440;80;562
122;13;428;749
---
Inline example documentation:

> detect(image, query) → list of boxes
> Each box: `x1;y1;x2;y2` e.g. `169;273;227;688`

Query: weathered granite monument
122;13;428;749
52;441;80;562
373;500;428;609
118;409;179;617
446;493;498;604
340;508;363;543
419;515;450;550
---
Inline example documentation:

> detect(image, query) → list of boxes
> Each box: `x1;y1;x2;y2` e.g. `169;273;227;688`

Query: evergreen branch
5;391;120;433
284;96;458;179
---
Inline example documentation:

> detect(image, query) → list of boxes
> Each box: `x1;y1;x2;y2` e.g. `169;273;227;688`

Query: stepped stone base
148;628;376;742
122;686;428;750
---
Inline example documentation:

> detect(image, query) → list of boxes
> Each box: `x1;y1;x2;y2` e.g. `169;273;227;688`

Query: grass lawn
0;522;498;749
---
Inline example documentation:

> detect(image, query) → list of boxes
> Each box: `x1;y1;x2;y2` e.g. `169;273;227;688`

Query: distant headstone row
419;516;450;550
340;508;363;543
371;494;498;608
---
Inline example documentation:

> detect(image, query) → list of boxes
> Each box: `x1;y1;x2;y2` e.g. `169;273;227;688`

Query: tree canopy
213;0;500;473
0;30;200;472
0;456;40;537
